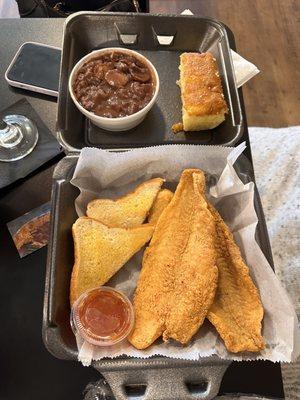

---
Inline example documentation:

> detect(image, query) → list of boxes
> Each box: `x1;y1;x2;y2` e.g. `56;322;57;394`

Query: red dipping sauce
71;287;134;346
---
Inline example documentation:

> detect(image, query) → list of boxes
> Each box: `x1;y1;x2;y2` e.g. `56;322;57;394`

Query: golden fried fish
207;204;265;353
129;169;218;349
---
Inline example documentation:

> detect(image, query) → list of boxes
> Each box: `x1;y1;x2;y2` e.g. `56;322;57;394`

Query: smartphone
5;42;61;97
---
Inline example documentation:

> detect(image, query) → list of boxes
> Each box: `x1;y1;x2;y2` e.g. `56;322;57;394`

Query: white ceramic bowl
69;48;159;132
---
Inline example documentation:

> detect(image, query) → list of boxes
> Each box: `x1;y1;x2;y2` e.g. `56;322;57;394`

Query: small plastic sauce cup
71;286;134;346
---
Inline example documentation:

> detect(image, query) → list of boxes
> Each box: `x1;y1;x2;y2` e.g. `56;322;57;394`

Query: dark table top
0;18;284;400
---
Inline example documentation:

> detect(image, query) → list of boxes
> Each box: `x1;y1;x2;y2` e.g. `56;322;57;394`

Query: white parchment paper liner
71;143;300;366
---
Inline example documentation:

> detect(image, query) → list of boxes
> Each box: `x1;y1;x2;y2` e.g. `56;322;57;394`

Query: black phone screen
6;42;61;92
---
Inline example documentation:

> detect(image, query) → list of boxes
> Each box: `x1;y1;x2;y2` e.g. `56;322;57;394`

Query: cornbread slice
148;189;173;224
86;178;164;228
70;217;154;304
179;52;228;131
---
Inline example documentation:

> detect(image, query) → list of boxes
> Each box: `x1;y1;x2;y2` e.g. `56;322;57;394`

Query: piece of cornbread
179;52;228;131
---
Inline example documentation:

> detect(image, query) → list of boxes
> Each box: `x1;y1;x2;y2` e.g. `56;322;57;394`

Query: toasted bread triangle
70;217;154;304
86;178;164;228
148;189;173;225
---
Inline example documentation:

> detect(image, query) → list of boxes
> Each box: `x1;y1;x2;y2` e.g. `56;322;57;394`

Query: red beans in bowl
73;51;155;118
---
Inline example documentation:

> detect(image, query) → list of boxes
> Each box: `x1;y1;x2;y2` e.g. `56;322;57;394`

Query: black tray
43;152;274;400
57;12;243;151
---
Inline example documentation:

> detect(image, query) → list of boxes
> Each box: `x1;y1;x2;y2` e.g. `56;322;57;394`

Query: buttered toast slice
86;178;164;228
70;217;154;305
148;189;173;225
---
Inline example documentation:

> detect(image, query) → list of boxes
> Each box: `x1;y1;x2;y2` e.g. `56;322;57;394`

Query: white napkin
181;9;260;87
0;0;20;18
230;50;260;88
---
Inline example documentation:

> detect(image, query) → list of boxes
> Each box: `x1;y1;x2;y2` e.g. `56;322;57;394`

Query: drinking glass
0;115;38;162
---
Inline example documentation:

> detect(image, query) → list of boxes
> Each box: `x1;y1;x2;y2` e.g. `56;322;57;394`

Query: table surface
151;0;300;128
0;13;286;400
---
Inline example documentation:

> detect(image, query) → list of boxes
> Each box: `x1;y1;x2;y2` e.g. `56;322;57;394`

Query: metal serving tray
57;12;243;151
43;152;273;400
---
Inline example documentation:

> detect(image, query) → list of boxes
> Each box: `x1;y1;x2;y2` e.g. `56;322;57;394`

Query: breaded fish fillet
207;204;265;353
148;189;173;225
129;169;218;349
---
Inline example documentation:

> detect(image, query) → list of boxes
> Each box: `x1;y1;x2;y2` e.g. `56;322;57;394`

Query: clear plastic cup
71;286;134;346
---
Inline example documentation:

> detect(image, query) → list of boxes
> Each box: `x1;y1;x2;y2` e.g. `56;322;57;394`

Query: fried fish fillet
148;189;173;225
129;169;218;349
207;204;265;353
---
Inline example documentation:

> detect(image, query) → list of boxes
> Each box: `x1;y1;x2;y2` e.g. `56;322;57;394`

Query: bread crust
86;178;164;228
179;52;228;131
70;217;154;305
148;189;173;225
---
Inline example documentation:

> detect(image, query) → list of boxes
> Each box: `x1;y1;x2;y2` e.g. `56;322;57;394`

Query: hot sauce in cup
71;287;134;346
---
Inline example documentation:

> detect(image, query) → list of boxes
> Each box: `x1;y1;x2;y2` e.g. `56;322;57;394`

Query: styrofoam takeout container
45;12;272;400
69;47;160;132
